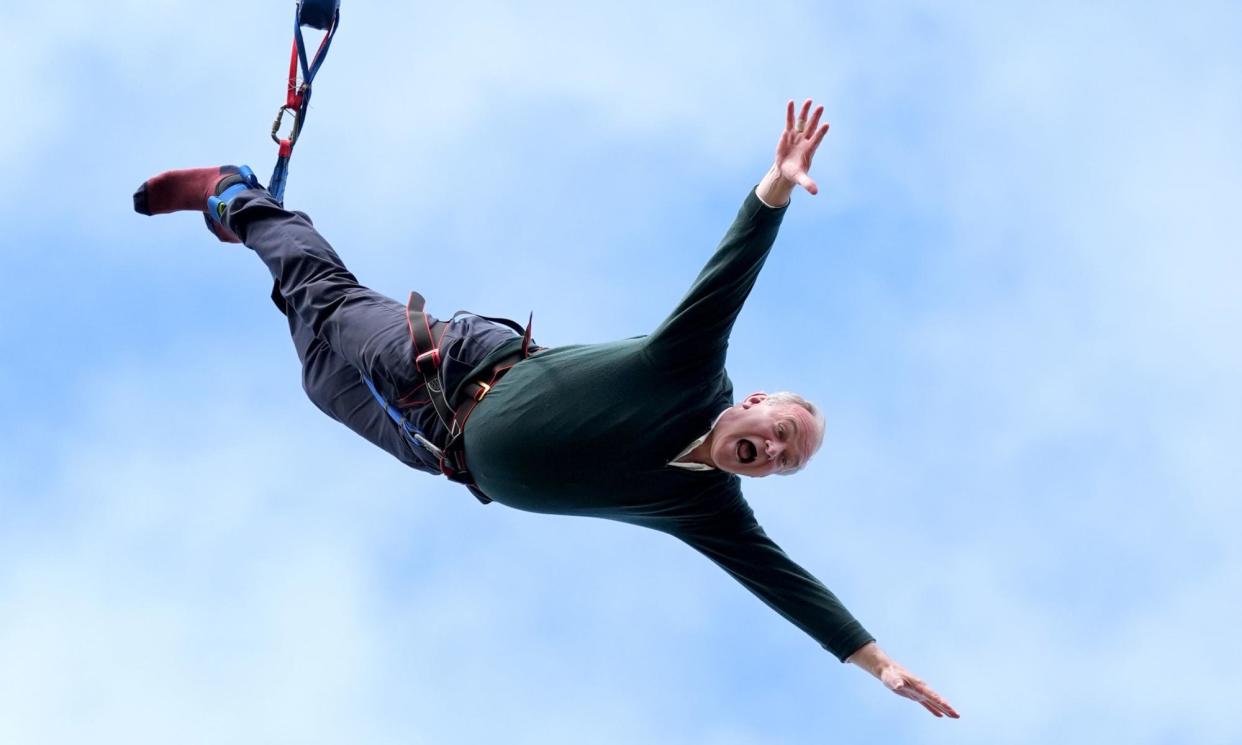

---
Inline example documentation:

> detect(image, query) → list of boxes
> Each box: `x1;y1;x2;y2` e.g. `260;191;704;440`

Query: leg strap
405;291;536;498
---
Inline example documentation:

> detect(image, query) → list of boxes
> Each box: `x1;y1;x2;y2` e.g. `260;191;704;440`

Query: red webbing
286;40;300;108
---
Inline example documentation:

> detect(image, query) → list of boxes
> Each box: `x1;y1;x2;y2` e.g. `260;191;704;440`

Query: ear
741;391;768;409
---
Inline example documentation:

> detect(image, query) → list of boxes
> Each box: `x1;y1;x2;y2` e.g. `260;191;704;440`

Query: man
135;99;958;719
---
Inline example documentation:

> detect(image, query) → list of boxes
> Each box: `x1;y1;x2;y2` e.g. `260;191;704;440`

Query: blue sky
2;1;1240;743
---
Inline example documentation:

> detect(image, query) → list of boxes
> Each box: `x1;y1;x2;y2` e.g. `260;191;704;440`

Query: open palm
776;99;830;195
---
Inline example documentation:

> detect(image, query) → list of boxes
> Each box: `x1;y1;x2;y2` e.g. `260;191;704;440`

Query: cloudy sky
2;1;1239;743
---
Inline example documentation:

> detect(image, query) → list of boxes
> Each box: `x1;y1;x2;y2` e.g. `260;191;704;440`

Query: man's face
708;393;821;477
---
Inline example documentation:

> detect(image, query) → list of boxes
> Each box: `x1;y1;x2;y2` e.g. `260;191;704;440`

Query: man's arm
674;498;875;662
676;496;959;719
644;99;829;372
644;191;787;372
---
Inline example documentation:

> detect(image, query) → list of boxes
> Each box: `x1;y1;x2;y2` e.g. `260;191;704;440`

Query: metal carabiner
270;104;303;146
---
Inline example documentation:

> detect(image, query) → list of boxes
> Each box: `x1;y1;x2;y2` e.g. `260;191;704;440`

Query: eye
777;424;786;440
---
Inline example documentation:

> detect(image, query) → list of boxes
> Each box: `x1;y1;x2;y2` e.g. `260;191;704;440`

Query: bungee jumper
132;0;959;720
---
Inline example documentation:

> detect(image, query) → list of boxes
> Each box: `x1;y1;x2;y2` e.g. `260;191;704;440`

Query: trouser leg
285;310;434;472
226;189;420;397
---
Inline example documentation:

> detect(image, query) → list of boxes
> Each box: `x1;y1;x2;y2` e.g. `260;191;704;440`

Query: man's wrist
846;641;887;676
756;164;794;208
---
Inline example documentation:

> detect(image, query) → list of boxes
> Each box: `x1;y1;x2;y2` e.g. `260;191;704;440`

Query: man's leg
225;189;423;399
134;168;426;396
134;166;442;470
285;308;437;473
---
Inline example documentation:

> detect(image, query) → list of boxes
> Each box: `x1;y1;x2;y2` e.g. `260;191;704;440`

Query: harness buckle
415;348;441;373
474;381;492;401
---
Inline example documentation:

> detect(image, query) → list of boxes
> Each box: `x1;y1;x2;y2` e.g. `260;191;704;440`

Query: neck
686;434;716;467
683;407;733;468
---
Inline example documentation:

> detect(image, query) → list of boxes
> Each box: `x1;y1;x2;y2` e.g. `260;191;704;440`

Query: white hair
765;391;826;472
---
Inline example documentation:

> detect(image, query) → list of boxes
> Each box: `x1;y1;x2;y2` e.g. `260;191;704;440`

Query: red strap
286;40;300;108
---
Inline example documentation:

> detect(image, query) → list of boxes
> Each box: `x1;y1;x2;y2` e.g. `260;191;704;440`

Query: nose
765;439;785;461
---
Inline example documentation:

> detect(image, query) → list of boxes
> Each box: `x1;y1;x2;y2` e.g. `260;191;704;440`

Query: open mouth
736;438;757;464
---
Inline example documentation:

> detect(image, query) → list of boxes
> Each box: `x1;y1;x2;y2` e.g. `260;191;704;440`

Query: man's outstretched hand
847;642;961;719
757;98;831;207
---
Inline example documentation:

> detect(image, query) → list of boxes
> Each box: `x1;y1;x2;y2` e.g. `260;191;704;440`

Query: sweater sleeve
644;189;788;373
675;497;874;662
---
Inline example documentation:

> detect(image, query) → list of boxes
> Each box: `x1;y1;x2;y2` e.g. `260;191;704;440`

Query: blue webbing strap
362;374;445;461
268;160;291;205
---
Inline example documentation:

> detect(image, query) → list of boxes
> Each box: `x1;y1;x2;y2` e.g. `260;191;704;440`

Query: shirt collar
668;409;729;471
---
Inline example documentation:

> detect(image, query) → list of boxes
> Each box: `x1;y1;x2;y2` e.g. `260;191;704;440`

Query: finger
809;123;830;155
920;701;943;718
927;698;957;718
805;105;824;139
777;131;795;157
785;100;795;132
796;98;811;132
913;682;959;719
796;172;818;195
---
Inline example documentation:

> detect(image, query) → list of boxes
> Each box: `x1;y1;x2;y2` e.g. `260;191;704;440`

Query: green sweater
463;189;874;661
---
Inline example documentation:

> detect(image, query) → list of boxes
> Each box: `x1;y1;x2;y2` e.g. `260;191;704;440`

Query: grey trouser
226;189;521;476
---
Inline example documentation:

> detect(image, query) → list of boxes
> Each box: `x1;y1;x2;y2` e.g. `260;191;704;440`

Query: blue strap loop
294;4;339;87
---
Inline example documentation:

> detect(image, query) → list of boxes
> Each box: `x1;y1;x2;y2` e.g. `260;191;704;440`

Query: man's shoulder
653;469;749;518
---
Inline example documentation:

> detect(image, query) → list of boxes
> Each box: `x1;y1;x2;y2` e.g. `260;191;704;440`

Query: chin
712;446;740;475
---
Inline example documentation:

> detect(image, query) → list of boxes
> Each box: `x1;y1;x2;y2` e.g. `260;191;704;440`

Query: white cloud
3;1;1241;743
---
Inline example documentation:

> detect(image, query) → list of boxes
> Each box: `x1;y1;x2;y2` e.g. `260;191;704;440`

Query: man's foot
133;165;262;243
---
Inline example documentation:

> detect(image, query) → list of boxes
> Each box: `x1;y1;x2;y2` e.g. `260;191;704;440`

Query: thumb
796;172;818;195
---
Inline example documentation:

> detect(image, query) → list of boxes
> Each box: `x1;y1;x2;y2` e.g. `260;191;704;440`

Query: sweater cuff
745;186;791;217
754;189;788;210
823;622;877;663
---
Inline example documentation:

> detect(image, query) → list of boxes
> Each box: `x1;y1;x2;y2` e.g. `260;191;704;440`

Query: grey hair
765;391;826;472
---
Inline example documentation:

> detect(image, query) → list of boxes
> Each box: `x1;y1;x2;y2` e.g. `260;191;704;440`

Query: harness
364;292;536;504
